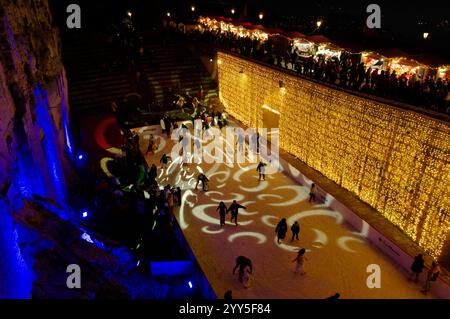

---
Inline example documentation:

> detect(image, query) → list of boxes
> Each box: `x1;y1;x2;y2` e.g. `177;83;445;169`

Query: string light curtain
217;52;450;259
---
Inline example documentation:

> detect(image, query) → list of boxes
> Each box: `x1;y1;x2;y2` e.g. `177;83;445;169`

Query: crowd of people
190;29;450;114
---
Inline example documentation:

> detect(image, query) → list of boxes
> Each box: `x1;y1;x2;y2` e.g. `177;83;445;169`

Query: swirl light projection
217;52;450;258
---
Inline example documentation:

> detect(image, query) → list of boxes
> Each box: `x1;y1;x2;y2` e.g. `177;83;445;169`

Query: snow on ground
138;122;434;299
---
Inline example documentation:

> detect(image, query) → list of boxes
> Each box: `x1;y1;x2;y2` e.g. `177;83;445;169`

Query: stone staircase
141;41;218;106
62;37;134;116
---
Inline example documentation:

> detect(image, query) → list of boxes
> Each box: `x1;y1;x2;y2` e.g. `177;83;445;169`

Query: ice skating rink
138;122;435;299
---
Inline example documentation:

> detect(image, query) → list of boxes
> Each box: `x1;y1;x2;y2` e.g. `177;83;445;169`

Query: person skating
160;117;166;135
256;161;267;181
227;200;246;226
309;183;317;203
421;261;440;295
409;254;425;283
175;187;182;206
160;153;171;169
275;218;288;244
237;131;244;152
195;173;209;191
224;290;232;300
241;263;252;288
149;164;157;181
291;221;300;241
326;293;340;300
233;256;253;286
146;134;155;155
216;201;228;227
292;248;307;275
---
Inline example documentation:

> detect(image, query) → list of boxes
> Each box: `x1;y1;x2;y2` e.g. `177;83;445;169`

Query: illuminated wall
217;52;450;259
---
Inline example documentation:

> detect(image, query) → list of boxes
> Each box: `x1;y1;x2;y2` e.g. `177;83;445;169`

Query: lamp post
259;13;264;20
191;5;196;12
231;8;235;15
423;32;429;40
166;12;171;18
316;19;322;28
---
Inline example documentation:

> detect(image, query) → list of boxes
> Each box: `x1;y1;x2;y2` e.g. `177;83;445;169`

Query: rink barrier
171;214;218;299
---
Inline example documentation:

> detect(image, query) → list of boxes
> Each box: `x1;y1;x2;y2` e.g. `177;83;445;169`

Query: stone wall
0;0;74;297
217;52;450;259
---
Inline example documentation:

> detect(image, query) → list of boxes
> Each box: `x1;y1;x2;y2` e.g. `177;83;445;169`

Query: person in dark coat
195;173;209;191
326;293;340;300
275;218;288;244
291;221;300;241
149;164;157;181
232;256;253;275
256;161;267;181
227;200;246;226
216;201;228;227
175;187;182;206
409;254;425;283
224;290;232;300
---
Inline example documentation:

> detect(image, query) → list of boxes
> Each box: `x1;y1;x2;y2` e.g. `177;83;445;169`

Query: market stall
314;42;344;60
386;57;426;78
437;65;450;80
291;38;314;58
361;51;386;69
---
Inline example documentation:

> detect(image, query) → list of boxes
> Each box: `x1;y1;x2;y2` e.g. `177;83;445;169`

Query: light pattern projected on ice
134;123;369;258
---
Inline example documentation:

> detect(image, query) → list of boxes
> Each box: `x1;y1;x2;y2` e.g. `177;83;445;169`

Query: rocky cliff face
0;0;74;298
0;1;172;299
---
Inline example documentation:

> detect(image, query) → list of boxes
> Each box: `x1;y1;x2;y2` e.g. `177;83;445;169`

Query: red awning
264;27;283;34
304;35;331;44
247;24;264;30
284;31;305;39
241;22;253;27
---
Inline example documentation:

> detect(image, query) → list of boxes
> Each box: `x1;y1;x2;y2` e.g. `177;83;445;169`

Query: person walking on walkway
309;183;317;203
421;261;441;295
195;173;209;191
275;218;288;244
227;200;247;226
291;221;300;241
409;254;425;283
256;161;267;181
216;201;228;227
292;248;307;275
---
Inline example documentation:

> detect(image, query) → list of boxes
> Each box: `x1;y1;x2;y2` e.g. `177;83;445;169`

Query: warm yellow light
127;11;132;17
167;12;171;17
316;19;323;28
423;32;429;39
217;51;450;259
259;13;264;20
191;5;196;12
231;8;235;15
262;104;280;115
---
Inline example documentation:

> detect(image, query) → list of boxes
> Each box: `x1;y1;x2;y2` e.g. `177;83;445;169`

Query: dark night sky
49;0;449;59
